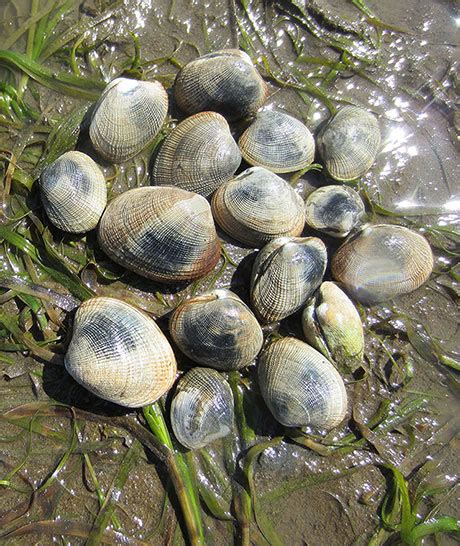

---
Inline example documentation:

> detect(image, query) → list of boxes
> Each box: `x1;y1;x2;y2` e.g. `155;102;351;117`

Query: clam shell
258;337;347;429
211;167;306;247
89;78;168;163
250;237;327;323
152;112;241;197
305;185;365;238
65;297;176;407
39;151;107;233
174;49;268;120
98;186;221;283
238;110;315;173
317;106;380;181
170;367;234;449
331;224;433;304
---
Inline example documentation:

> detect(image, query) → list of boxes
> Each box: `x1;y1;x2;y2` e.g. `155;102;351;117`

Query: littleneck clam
302;282;364;372
317;106;380;181
152;112;241;197
174;49;268;120
305;185;365;238
170;367;234;449
89;77;168;163
65;297;177;407
98;186;221;283
170;289;263;370
250;237;327;323
211;167;306;247
238;110;315;173
39;151;107;233
331;224;434;304
258;337;347;429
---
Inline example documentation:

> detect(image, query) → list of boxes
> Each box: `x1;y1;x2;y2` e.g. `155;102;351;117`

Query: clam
211;167;306;247
250;237;327;323
89;77;168;163
304;185;365;238
39;151;107;233
98;186;221;283
238;110;315;173
331;224;434;304
317;106;380;181
170;289;263;370
170;367;234;449
174;49;268;120
65;297;176;407
302;282;364;372
152;112;241;197
258;337;347;429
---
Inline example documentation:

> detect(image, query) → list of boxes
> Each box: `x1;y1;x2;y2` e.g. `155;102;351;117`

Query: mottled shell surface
98;187;221;283
302;282;364;372
39;151;107;233
170;289;263;370
305;185;365;238
174;49;268;120
152;112;241;197
317;106;380;181
89;78;168;163
258;338;347;429
65;297;177;407
331;224;433;304
238;110;315;173
250;237;327;323
170;367;234;449
211;167;306;247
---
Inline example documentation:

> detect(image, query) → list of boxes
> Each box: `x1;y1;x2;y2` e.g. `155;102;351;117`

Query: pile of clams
38;48;434;451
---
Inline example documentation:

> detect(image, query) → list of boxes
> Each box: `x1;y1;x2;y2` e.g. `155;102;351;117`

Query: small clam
170;289;263;370
98;186;221;283
89;78;168;163
238;110;315;173
174;49;268;120
317;106;380;181
302;282;364;372
258;337;347;429
39;151;107;233
65;297;177;407
170;367;234;449
250;237;327;323
152;112;241;197
331;224;434;304
305;185;365;238
211;167;306;247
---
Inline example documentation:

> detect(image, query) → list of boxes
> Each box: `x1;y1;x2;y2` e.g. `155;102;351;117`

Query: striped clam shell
98;186;221;283
238;110;315;173
152;112;241;197
39;151;107;233
65;297;177;407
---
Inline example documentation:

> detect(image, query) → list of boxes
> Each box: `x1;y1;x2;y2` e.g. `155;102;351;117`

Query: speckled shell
170;289;263;370
152;112;241;197
89;78;168;163
331;224;434;304
302;282;364;372
238;110;315;173
39;151;107;233
250;237;327;323
211;167;306;247
317;106;380;181
258;337;347;429
65;297;176;407
170;367;234;449
305;185;365;238
174;49;268;120
98;186;221;283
